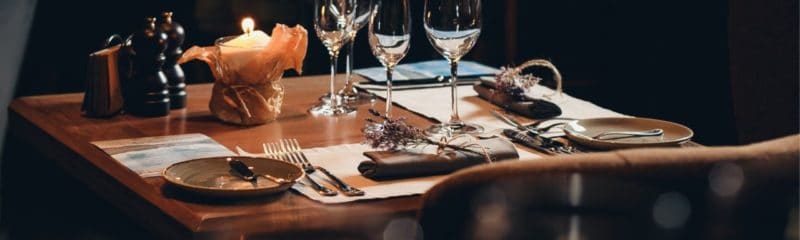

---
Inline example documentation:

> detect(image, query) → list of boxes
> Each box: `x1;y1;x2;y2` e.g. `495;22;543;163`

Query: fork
491;110;570;135
284;139;365;196
264;142;337;196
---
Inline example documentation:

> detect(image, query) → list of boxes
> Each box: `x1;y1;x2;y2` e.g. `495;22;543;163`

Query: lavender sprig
495;66;542;101
362;109;428;150
361;110;494;162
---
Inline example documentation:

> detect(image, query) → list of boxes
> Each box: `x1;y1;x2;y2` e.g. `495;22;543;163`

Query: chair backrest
418;134;799;240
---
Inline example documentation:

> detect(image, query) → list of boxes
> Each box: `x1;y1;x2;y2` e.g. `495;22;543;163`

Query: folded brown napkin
359;137;519;180
473;79;562;119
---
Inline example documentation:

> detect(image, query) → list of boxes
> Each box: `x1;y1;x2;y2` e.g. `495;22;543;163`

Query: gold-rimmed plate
564;117;693;150
162;156;303;197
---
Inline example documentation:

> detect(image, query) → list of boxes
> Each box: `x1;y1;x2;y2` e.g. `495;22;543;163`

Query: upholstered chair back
418;135;799;240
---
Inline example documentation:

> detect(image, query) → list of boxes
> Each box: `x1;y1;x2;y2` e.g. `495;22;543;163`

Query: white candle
220;17;272;79
225;17;271;47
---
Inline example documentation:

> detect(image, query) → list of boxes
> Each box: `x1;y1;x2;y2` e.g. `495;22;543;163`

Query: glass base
426;122;484;135
309;102;356;116
319;92;375;105
341;91;376;104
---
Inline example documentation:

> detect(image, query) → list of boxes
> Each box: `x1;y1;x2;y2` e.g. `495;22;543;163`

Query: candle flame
241;17;255;35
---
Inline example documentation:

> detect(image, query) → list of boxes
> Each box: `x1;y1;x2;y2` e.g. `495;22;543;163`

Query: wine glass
368;0;411;118
424;0;483;135
339;0;374;103
310;0;357;116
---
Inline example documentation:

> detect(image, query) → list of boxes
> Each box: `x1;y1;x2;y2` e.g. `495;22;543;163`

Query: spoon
592;129;664;140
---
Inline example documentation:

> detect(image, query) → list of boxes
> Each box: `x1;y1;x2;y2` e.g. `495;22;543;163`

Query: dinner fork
284;139;365;196
264;142;337;196
491;110;569;135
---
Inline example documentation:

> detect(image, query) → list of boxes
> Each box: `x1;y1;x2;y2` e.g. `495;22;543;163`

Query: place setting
84;0;697;204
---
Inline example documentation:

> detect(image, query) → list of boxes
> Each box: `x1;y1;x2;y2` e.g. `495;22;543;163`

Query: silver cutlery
530;122;567;135
502;129;560;155
284;139;365;196
264;142;338;196
491;110;570;135
593;128;664;140
491;110;578;154
524;117;578;129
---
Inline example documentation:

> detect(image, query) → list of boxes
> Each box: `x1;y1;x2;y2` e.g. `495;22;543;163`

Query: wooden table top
8;75;441;239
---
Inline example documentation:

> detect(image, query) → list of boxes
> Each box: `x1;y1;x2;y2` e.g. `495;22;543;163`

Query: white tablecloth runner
364;82;629;135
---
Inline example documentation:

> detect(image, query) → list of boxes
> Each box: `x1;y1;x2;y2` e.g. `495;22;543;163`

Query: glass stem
330;54;338;108
449;60;460;123
344;39;355;94
385;66;394;118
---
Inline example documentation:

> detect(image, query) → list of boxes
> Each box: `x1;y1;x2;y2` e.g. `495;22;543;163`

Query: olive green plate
564;117;693;150
162;156;304;197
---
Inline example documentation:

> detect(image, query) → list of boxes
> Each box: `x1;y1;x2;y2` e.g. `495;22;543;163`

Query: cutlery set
491;110;665;154
232;139;364;197
492;110;579;154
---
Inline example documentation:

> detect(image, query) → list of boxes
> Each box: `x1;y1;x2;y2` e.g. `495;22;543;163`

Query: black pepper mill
126;17;170;117
159;12;187;109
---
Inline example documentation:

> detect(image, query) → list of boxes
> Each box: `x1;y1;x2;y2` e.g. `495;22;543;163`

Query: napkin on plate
358;137;519;180
473;79;562;119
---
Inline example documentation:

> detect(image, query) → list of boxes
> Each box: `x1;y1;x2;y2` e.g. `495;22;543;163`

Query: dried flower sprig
362;109;494;163
494;59;564;101
363;109;428;150
495;66;542;101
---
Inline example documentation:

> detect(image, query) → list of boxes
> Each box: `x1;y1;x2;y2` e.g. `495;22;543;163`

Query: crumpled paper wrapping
179;24;308;125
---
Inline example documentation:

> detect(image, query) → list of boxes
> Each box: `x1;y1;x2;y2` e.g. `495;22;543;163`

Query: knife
226;157;290;184
502;129;558;155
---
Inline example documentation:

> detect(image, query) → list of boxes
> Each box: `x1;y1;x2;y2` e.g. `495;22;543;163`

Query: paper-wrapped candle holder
179;22;308;125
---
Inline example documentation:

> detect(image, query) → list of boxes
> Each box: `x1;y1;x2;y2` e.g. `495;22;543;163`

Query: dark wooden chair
417;134;799;240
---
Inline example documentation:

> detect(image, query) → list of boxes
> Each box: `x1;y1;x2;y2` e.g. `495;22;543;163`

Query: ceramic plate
563;117;693;150
162;156;304;197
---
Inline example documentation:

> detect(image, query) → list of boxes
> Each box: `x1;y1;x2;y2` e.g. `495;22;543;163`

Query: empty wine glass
340;0;374;103
368;0;410;118
424;0;483;134
310;0;357;116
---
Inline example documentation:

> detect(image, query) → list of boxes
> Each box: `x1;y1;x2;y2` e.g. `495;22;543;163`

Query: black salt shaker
125;17;170;117
159;12;187;109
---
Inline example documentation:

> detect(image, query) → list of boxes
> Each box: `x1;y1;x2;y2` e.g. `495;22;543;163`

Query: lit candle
219;17;274;81
225;17;271;47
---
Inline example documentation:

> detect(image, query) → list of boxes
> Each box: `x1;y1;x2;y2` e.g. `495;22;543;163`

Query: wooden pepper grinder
160;12;187;109
126;17;170;116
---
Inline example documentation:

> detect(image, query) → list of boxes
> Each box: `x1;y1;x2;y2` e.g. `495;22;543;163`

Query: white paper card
92;133;235;177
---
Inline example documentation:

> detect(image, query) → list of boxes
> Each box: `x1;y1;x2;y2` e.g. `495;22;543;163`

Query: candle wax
225;30;271;48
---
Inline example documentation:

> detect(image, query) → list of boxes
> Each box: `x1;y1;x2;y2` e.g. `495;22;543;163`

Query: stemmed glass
424;0;483;134
310;0;357;116
339;0;374;103
367;0;411;118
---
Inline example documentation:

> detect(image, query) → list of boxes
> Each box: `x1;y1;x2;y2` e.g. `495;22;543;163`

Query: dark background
0;0;797;238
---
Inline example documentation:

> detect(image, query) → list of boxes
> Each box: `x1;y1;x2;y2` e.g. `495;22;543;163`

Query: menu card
92;134;235;177
354;60;500;84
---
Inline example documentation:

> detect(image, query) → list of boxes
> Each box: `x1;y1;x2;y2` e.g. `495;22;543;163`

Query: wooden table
7;75;441;239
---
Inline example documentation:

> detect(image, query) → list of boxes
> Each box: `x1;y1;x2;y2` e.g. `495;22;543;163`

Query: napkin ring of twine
435;135;493;163
493;59;563;101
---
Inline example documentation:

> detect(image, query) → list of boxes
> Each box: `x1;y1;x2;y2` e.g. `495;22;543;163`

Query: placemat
238;143;540;204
